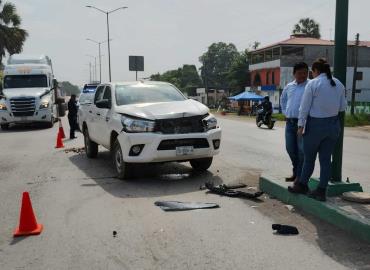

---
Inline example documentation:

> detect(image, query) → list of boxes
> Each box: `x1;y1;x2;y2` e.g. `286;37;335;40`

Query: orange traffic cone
13;192;43;237
59;119;66;139
55;129;64;148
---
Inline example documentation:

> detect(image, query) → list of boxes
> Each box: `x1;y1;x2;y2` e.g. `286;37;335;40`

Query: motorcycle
256;106;276;129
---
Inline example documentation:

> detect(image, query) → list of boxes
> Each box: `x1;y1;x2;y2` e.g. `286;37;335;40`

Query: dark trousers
299;116;340;189
68;114;77;138
285;119;303;178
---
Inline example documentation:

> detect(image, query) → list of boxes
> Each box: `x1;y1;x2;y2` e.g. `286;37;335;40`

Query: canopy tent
228;91;264;101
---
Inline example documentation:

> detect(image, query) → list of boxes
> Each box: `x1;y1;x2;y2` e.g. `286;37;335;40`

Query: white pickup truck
78;81;221;179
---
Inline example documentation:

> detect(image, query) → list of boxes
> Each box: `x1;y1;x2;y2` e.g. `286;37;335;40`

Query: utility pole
332;0;349;182
350;33;360;115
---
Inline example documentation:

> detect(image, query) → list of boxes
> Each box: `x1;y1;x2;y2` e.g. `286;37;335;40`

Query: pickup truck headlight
121;115;155;133
0;104;7;111
39;101;49;109
203;114;218;131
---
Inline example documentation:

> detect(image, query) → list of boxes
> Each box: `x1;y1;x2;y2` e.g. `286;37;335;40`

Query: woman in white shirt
288;58;346;201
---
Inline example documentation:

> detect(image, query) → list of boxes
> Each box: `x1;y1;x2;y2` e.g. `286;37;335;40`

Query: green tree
292;18;321;38
150;64;202;94
0;1;28;64
60;81;80;96
227;50;250;94
199;42;239;90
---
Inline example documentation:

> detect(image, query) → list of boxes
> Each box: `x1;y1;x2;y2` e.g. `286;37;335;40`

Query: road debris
113;231;117;237
204;182;263;200
272;224;299;235
64;147;85;154
199;183;246;190
154;201;219;211
285;205;295;212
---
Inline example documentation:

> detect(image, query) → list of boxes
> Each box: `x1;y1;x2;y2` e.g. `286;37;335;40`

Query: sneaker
288;182;308;194
308;188;326;202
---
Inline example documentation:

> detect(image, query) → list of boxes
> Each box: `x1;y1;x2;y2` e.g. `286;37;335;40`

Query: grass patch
272;113;285;121
345;114;370;127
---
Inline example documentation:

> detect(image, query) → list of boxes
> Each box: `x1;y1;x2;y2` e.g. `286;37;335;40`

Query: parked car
77;83;98;127
78;81;222;179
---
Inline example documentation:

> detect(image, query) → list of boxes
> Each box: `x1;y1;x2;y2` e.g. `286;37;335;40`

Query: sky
7;0;370;86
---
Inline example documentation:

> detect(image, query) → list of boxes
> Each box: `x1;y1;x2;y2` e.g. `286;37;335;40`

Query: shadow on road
68;150;223;199
0;123;52;133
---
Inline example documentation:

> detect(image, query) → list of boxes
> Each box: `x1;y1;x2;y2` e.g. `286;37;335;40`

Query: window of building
272;47;281;60
282;46;304;56
266;72;270;85
265;50;272;62
271;72;275;84
356;71;363;81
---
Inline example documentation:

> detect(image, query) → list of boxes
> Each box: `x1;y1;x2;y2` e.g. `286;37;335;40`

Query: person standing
288;58;347;201
280;62;309;183
68;94;78;139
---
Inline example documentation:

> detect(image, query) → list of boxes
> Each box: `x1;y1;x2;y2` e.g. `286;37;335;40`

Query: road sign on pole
129;56;144;81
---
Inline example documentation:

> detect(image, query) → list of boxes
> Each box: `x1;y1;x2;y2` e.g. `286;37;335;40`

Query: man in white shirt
280;62;309;183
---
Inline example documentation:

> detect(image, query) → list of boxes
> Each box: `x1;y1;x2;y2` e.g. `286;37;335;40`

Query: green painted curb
308;178;363;197
259;176;370;243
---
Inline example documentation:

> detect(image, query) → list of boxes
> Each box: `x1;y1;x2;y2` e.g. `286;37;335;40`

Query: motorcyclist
261;96;273;122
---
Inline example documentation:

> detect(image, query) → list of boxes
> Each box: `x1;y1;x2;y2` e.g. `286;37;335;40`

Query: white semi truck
0;54;62;130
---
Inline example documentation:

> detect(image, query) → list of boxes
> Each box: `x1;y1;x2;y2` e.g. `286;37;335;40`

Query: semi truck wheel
1;124;9;130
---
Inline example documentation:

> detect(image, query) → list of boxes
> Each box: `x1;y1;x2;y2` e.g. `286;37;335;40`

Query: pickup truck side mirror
96;99;111;109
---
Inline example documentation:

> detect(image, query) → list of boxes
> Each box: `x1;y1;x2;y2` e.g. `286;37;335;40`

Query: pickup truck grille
158;139;210;150
155;115;206;134
10;97;36;117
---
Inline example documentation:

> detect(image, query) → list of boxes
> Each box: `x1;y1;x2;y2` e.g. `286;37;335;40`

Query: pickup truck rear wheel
84;128;98;158
190;157;213;172
113;140;131;179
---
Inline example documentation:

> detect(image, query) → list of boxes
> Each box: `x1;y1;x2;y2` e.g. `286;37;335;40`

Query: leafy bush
344;114;370;127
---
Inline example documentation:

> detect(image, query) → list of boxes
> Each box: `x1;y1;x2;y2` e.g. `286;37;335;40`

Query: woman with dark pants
288;58;347;201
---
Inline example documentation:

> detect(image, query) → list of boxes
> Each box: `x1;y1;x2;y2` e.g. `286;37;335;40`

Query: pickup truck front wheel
113;140;131;179
84;128;98;158
190;157;213;172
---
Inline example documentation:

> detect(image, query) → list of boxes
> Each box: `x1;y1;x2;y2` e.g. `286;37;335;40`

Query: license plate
176;146;194;156
20;116;28;122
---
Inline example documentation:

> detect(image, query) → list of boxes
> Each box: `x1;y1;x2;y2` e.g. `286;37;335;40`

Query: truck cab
0;54;61;129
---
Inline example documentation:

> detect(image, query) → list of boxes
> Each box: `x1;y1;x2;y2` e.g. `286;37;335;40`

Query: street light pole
86;5;128;82
86;54;97;82
332;0;349;182
86;38;110;83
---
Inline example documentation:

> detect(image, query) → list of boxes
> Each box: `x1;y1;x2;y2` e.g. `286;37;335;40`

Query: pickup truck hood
3;88;49;99
115;99;209;120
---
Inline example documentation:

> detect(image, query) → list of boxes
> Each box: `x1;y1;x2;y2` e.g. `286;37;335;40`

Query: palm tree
292;18;321;39
0;0;28;65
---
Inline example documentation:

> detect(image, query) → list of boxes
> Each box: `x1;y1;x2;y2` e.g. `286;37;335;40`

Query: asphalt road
0;117;369;270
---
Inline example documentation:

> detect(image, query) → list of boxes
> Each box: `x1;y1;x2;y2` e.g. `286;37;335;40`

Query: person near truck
288;58;346;202
280;62;309;183
68;94;78;139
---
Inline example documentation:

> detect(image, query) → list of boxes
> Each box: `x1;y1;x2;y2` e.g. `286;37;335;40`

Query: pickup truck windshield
115;84;186;105
4;75;48;89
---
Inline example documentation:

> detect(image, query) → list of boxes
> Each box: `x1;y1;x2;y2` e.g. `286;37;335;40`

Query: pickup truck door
88;85;105;142
94;85;113;148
